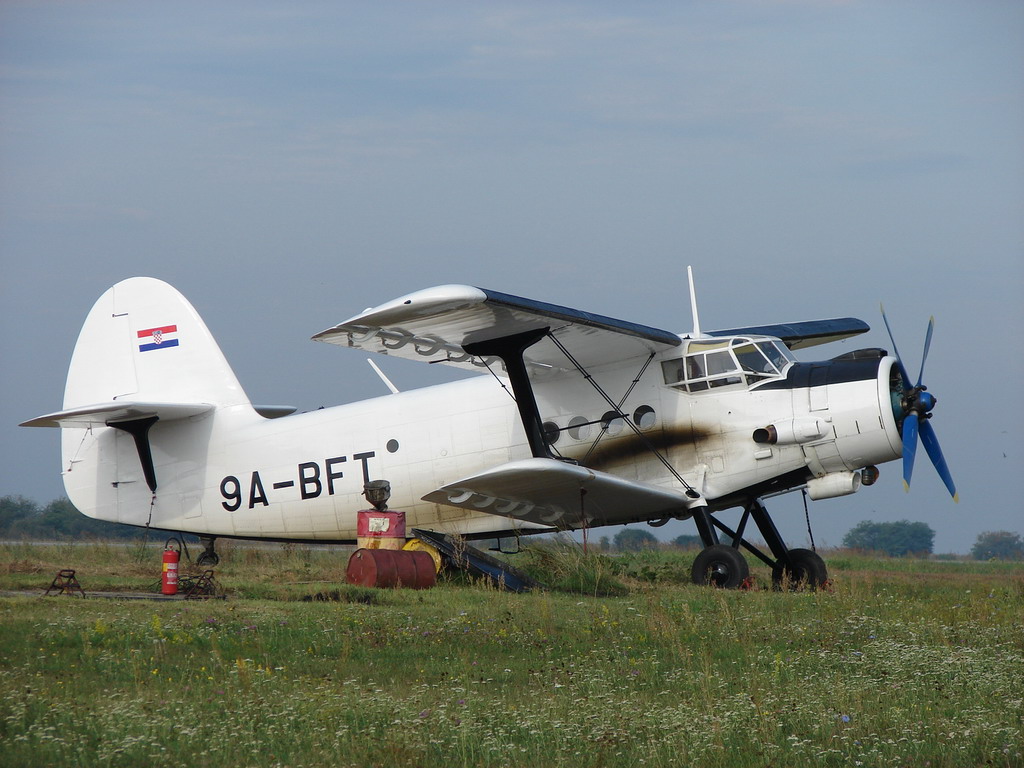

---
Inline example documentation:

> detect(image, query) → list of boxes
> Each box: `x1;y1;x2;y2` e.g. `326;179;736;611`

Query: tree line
0;495;182;541
3;495;1021;560
602;521;1022;560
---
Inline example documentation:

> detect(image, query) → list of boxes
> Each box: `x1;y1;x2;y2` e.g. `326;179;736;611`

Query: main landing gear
688;500;828;590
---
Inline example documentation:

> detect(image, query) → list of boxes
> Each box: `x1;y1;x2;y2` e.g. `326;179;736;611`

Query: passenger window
600;411;625;436
567;416;591;440
542;421;561;446
633;405;656;429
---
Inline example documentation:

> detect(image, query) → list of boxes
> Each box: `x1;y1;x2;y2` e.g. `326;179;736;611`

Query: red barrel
346;549;436;589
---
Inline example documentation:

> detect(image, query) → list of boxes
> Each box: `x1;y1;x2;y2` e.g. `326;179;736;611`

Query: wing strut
580;352;655;466
544;333;702;500
463;329;555;460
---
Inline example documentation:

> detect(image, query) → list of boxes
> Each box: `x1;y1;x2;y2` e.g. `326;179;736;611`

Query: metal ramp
412;529;542;593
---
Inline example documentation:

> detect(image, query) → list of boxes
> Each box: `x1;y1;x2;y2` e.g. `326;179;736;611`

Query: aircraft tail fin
20;278;255;524
57;277;251;412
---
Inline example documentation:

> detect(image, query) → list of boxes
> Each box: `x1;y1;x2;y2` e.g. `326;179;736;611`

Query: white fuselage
61;342;903;541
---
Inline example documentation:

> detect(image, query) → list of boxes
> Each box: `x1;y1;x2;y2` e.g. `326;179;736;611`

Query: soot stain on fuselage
559;423;713;472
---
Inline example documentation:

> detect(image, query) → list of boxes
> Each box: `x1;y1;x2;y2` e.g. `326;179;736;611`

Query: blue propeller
880;305;958;502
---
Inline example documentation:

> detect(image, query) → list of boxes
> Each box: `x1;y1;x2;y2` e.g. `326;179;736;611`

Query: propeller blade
916;316;934;388
919;419;959;502
901;412;919;492
880;303;911;388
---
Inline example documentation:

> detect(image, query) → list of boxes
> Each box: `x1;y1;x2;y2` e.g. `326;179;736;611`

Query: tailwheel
196;537;220;567
771;548;827;591
691;544;749;589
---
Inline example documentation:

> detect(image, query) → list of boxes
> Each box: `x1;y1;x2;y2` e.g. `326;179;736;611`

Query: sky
1;1;1021;554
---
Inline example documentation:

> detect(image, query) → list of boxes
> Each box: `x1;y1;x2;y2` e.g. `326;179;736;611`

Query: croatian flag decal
138;325;179;352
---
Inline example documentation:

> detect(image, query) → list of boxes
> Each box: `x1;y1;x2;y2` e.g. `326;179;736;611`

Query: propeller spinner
880;305;959;502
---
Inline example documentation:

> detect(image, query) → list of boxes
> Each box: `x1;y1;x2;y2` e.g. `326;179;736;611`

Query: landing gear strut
688;499;828;590
196;536;220;567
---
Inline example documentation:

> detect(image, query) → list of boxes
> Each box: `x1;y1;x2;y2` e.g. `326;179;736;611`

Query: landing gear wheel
691;545;750;588
772;548;827;590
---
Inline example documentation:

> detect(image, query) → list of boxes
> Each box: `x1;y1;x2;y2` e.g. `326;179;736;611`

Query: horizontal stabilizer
313;285;681;373
708;318;869;350
423;457;690;529
20;401;213;428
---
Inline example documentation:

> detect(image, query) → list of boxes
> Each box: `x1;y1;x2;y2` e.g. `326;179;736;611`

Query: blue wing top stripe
707;318;869;346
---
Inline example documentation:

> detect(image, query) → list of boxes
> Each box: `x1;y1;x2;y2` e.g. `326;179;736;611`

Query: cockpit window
661;337;792;393
759;341;793;371
705;350;736;375
734;344;776;375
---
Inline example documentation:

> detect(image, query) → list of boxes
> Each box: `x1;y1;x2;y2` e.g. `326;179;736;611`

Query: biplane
22;273;955;587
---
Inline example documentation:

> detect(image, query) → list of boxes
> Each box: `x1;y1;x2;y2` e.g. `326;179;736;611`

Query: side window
633;405;656;429
686;355;705;379
661;358;685;386
567;416;591;440
600;411;625;436
705;351;735;376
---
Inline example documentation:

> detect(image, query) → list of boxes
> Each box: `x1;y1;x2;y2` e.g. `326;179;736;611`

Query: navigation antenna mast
687;265;705;338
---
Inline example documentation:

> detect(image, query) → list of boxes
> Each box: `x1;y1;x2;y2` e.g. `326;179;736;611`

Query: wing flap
708;318;870;350
20;401;214;428
422;457;690;529
313;285;681;373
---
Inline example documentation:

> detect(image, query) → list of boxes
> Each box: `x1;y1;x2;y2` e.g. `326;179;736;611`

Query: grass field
1;540;1022;767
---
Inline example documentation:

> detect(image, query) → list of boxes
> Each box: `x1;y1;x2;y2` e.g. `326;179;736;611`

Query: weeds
0;542;1021;767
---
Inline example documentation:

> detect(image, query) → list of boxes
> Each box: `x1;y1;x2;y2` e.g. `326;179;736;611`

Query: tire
196;551;220;567
771;548;827;590
691;545;750;588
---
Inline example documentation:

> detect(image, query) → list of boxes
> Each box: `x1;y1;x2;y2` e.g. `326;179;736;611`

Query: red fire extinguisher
162;539;181;595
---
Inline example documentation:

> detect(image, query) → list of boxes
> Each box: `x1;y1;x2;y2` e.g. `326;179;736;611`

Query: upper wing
312;285;682;373
707;318;870;350
422;457;692;529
